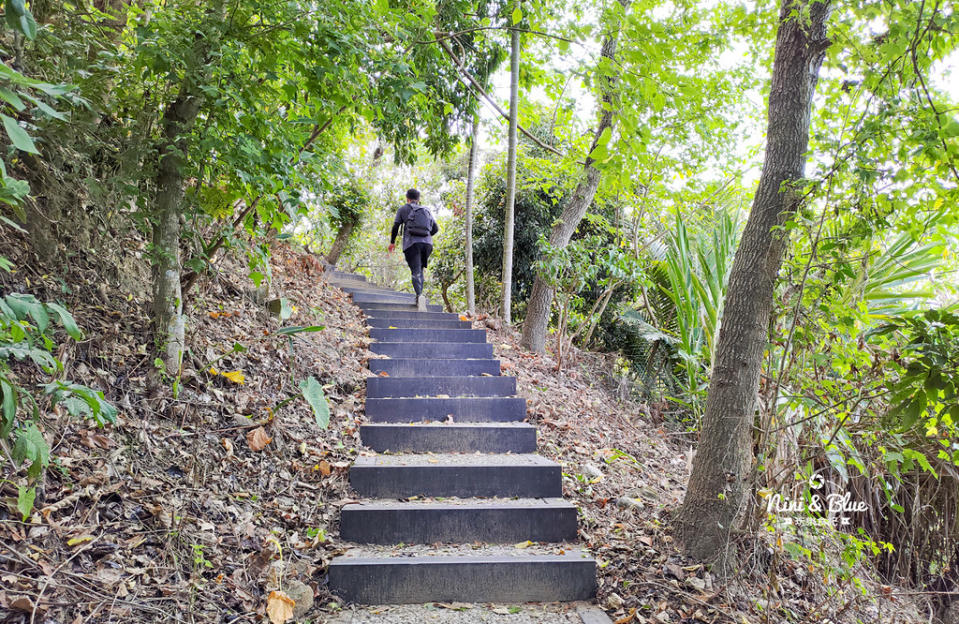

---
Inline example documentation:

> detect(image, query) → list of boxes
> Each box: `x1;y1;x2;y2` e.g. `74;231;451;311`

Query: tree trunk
520;2;625;352
500;4;520;324
325;220;355;266
465;112;480;316
151;3;223;372
675;0;831;565
152;85;203;373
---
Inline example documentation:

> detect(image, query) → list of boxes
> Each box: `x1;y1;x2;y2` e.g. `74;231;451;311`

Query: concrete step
358;302;444;312
362;310;463;322
350;454;561;498
360;422;535;453
366;317;472;329
340;498;578;544
366;375;515;398
369;342;494;359
370;328;486;343
352;292;417;304
330;270;366;281
328;545;596;604
365;396;526;422
369;358;500;377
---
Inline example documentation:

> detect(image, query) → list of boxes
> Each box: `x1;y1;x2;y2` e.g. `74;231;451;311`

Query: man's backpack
405;204;433;237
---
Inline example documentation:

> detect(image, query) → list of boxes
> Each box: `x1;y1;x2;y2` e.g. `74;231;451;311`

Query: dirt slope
0;238;919;623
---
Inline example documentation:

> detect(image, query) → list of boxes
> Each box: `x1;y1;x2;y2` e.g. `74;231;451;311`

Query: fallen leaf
10;596;34;612
378;371;389;377
266;590;295;624
318;460;332;476
67;535;95;547
614;608;636;624
458;314;469;321
246;427;271;451
514;540;532;549
222;370;246;384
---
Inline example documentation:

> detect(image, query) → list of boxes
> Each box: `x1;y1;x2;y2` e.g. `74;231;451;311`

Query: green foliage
473;153;568;309
299;376;331;429
629;209;740;419
0;292;116;519
878;309;959;437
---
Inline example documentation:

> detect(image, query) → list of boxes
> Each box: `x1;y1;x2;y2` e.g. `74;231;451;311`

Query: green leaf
1;114;37;153
0;87;25;111
45;302;83;340
5;293;49;332
1;377;16;437
13;422;49;478
300;376;330;429
18;10;37;39
511;7;522;24
17;485;35;521
275;325;325;336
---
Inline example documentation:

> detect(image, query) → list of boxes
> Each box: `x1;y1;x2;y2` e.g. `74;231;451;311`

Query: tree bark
465;112;480;316
151;2;223;372
153;85;203;373
325;220;356;266
675;0;831;565
520;1;625;352
500;4;520;324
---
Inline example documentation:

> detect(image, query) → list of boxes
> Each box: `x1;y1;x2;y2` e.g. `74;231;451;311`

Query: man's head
406;188;421;203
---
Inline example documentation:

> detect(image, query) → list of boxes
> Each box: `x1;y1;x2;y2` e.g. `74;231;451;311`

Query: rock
606;592;624;610
582;463;604;479
616;496;645;510
686;577;706;592
286;579;314;618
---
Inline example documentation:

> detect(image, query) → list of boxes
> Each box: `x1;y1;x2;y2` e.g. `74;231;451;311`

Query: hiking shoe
416;295;427;312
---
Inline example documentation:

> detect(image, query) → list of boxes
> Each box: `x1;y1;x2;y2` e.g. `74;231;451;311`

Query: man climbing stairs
326;271;596;605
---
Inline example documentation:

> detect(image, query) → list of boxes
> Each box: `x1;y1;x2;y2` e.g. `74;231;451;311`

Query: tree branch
436;37;567;159
181;107;346;295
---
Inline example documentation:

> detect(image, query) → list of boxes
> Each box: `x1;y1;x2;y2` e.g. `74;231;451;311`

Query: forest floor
0;239;924;623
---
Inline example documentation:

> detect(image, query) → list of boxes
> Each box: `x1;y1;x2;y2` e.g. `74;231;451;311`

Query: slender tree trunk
465;112;480;316
151;2;223;372
325;220;356;266
501;4;520;323
675;0;831;566
520;2;625;351
153;85;203;373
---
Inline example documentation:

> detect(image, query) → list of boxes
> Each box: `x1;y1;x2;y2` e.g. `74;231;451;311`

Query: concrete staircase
326;270;596;605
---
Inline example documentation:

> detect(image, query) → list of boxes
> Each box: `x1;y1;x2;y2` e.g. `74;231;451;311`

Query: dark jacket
391;202;439;251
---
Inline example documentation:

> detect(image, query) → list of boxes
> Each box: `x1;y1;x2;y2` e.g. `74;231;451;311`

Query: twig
32;533;103;624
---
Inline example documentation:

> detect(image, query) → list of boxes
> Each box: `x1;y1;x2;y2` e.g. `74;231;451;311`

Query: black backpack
405;204;433;237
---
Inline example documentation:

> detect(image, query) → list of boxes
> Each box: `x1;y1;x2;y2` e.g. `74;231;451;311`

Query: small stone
606;592;625;610
686;577;706;592
286;579;314;618
582;463;604;479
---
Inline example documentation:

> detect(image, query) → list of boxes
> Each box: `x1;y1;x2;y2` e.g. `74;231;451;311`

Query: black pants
403;242;433;296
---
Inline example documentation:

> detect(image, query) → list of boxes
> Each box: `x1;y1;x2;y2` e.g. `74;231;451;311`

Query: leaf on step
458;315;469;321
514;540;532;549
266;590;295;624
246;427;271;451
378;371;389;377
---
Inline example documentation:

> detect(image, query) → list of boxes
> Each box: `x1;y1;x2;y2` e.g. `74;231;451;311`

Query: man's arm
388;205;407;251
